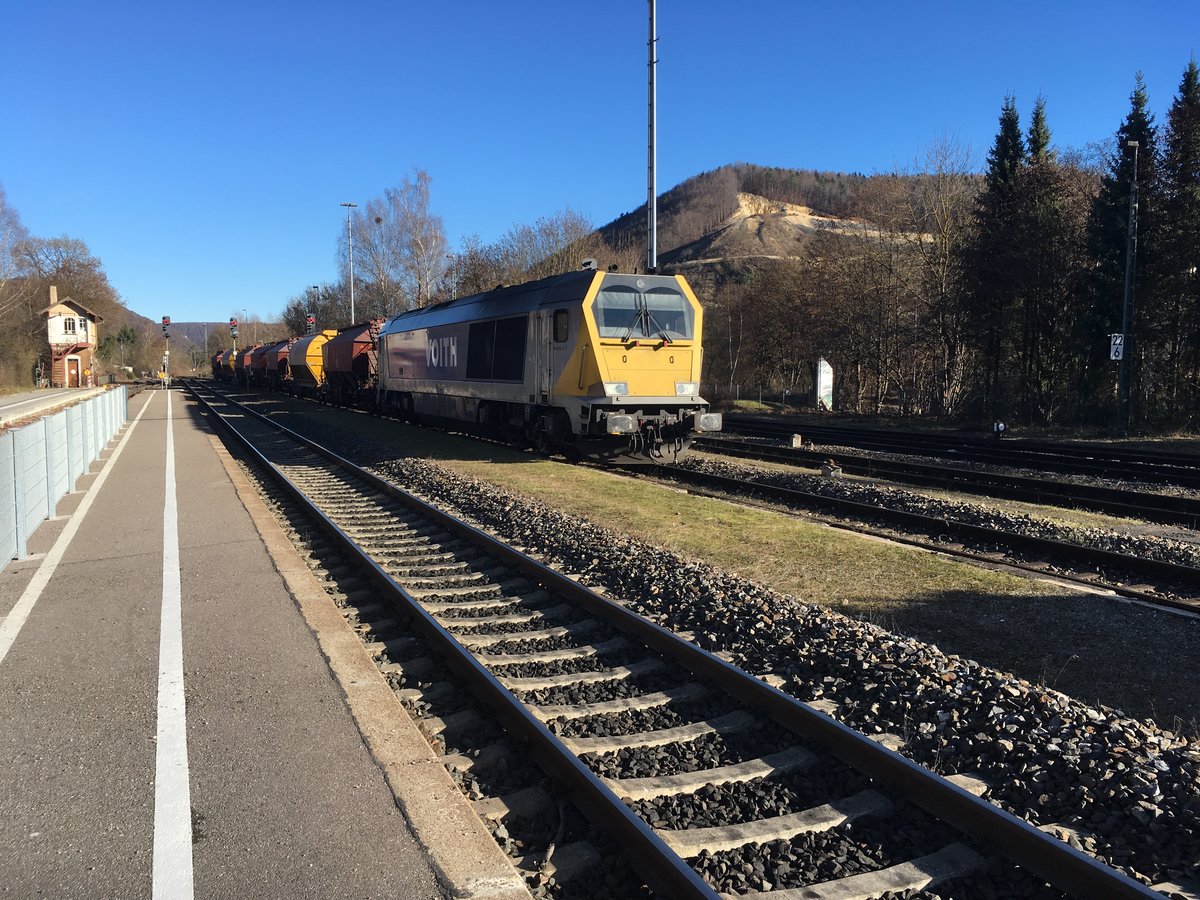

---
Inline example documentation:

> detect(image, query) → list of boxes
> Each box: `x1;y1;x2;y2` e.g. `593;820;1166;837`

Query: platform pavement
0;386;107;428
0;388;525;899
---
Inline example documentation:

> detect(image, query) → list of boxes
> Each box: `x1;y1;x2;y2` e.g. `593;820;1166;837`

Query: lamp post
1117;140;1139;435
340;201;358;324
446;254;457;301
646;0;657;273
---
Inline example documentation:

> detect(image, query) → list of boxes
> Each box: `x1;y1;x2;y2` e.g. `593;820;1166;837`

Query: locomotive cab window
553;309;569;342
594;284;693;341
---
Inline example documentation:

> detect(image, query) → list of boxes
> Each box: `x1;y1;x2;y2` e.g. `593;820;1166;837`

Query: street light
340;201;357;324
446;254;457;301
1117;140;1139;435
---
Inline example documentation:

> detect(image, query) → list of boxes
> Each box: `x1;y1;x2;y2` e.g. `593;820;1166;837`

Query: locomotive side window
553;309;569;342
466;321;496;379
466;315;527;381
493;315;527;380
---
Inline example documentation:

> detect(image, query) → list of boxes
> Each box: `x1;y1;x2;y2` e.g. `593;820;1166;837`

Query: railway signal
305;312;316;334
161;315;170;338
229;316;239;338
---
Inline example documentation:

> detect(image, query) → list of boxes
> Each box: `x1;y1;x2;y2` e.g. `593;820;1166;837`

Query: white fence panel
66;406;84;491
1;387;128;572
0;432;15;565
14;423;49;555
46;413;70;505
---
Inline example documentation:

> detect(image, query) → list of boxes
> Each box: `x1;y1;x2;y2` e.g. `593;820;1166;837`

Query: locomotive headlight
603;382;629;397
674;381;698;396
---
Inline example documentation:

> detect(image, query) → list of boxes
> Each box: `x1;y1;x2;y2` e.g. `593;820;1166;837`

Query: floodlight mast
647;0;657;273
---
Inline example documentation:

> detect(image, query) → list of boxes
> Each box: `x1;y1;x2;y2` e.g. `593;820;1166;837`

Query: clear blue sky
3;0;1197;323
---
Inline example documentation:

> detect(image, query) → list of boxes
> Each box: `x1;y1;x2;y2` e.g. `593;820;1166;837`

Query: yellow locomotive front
562;272;721;460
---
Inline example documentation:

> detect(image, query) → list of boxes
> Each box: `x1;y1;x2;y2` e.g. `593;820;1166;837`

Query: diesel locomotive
375;267;721;461
212;265;722;461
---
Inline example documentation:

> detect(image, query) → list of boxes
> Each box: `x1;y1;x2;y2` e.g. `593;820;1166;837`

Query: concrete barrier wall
0;386;128;571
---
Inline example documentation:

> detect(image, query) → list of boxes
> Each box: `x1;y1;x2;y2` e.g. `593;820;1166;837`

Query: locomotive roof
378;269;687;334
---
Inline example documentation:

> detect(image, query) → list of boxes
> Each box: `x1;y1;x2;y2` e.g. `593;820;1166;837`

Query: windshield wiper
621;296;652;342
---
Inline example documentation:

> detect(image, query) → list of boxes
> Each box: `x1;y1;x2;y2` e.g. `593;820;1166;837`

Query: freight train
213;266;722;461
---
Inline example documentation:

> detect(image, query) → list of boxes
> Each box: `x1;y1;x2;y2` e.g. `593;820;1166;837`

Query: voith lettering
428;335;458;368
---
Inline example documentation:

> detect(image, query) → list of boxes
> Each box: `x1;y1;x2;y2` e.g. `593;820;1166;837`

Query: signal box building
43;285;103;388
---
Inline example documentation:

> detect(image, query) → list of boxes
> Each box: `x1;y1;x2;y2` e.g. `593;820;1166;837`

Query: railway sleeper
473;785;555;822
527;682;709;722
421;708;482;742
359;534;464;553
407;577;529;601
425;592;557;616
1150;876;1200;899
473;636;632;668
384;556;489;577
518;841;602;885
395;681;456;706
656;788;893;858
398;565;514;591
603;746;818;802
455;619;603;650
439;741;510;774
564;709;754;755
720;842;985;900
340;601;388;620
497;657;665;692
364;635;421;658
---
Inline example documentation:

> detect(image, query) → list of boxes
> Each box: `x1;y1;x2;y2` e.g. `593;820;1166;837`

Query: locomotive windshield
594;284;694;340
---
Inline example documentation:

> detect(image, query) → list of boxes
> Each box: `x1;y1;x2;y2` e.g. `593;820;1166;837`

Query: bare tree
0;184;29;306
347;169;449;315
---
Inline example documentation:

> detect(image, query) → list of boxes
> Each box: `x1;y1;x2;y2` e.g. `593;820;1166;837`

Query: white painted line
0;391;151;668
152;390;194;899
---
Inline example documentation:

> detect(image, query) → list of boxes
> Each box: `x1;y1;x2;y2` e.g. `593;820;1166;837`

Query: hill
662;192;871;268
596;163;878;267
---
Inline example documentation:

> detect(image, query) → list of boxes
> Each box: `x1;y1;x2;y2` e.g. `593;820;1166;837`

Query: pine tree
1154;59;1200;424
968;96;1026;416
985;96;1024;194
1083;73;1161;426
1027;96;1052;161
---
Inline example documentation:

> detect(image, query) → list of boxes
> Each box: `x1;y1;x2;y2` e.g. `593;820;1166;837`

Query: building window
63;317;76;335
78;318;87;333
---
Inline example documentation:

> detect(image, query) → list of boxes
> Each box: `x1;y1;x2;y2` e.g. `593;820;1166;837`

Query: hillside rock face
663;193;863;267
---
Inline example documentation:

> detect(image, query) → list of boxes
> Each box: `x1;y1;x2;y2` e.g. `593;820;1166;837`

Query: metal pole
1117;141;1139;435
341;201;358;324
647;0;657;274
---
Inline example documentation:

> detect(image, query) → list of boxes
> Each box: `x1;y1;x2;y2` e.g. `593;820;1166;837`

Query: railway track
184;381;1172;899
639;461;1200;615
694;437;1200;529
724;417;1200;490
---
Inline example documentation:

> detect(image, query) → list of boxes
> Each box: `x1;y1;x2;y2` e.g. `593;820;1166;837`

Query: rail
185;380;1164;898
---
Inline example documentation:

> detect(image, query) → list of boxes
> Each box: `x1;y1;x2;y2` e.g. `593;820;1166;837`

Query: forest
2;62;1198;432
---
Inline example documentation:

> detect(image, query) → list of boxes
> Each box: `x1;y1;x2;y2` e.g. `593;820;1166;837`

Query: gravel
357;453;1200;889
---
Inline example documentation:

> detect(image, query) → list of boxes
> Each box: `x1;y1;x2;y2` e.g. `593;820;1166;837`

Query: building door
66;357;80;388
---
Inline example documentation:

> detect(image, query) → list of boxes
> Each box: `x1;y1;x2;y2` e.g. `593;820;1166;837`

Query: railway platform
0;388;523;899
